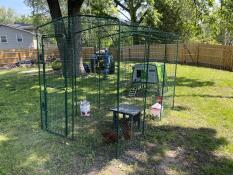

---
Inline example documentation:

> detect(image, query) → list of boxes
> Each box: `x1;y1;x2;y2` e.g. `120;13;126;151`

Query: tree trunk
47;0;66;62
129;5;140;45
68;0;86;76
47;0;85;76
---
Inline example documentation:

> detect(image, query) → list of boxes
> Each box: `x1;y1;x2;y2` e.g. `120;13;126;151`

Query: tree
111;0;215;42
218;0;233;45
46;0;85;75
67;0;85;74
0;7;17;24
82;0;117;17
25;0;118;75
153;0;215;41
25;0;86;75
25;0;227;48
112;0;159;25
112;0;160;44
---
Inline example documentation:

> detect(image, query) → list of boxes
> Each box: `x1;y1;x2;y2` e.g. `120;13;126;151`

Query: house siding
0;25;35;49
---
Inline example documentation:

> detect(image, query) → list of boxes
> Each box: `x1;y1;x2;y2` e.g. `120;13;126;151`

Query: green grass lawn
0;65;233;175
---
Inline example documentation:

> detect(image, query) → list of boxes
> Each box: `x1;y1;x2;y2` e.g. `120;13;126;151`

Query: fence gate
39;34;74;137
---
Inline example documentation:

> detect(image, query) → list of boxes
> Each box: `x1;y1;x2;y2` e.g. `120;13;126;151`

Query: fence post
129;47;131;61
231;47;233;71
18;52;21;61
220;45;224;70
196;43;199;66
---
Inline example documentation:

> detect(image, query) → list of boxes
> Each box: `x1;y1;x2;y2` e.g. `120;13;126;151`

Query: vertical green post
172;39;179;109
61;34;68;137
72;17;77;140
142;40;147;135
68;16;75;139
116;20;121;158
142;28;151;135
98;38;101;109
41;36;48;129
73;23;78;138
37;32;43;129
97;17;101;110
160;35;168;120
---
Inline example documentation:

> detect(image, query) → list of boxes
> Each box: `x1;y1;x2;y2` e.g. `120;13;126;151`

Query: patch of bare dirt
156;147;187;175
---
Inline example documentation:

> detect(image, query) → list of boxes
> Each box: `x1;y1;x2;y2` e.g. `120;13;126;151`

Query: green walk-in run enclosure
37;15;179;161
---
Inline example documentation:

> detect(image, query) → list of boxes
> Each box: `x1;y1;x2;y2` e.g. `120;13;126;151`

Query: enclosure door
40;35;72;137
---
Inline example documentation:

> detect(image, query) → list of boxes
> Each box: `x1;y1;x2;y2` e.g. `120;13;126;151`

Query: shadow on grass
173;105;191;111
176;94;233;99
175;77;215;88
73;124;233;175
2;119;232;174
120;125;233;175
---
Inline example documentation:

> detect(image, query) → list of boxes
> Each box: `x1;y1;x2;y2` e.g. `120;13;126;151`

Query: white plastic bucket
151;103;163;117
80;100;90;117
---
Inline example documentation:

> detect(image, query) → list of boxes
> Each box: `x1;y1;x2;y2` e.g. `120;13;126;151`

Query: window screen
17;34;23;42
1;36;7;43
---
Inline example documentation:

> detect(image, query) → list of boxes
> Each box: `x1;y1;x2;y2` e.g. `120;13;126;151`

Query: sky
0;0;31;15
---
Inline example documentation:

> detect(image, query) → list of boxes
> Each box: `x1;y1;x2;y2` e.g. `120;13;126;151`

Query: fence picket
0;44;232;71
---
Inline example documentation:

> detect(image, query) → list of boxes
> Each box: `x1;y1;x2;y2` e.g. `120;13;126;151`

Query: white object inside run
80;100;90;116
151;103;163;117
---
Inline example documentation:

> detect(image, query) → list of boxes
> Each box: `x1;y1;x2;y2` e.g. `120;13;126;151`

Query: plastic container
80;100;90;117
151;103;162;117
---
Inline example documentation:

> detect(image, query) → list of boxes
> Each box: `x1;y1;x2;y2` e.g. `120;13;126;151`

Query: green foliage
24;0;68;18
82;0;117;17
154;0;215;41
24;0;51;26
15;15;33;24
0;4;48;27
217;0;233;45
22;0;232;44
221;0;233;28
113;0;160;26
24;0;48;15
0;6;17;24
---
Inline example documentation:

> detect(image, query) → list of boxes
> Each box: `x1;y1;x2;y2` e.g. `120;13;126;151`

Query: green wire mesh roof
37;15;179;44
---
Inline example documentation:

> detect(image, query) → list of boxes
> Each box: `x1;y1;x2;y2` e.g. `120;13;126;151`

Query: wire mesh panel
37;16;121;166
37;15;179;163
71;17;121;163
37;17;79;137
39;34;71;136
112;25;180;156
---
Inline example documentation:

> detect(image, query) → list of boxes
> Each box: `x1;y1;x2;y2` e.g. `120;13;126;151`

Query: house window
1;36;7;43
16;34;23;42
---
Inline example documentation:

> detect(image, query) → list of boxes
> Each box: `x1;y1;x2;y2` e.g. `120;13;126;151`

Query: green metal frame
37;14;179;159
41;34;69;137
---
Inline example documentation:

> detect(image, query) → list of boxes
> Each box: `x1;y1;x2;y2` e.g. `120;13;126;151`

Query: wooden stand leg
130;115;133;139
113;111;117;131
137;112;141;129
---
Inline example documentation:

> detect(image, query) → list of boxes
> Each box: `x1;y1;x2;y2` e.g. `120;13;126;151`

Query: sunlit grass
0;65;232;174
0;135;9;142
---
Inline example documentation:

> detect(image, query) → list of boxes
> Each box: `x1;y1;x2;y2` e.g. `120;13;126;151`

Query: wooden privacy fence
179;43;233;71
0;49;38;66
0;43;233;71
0;48;94;66
116;43;233;71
